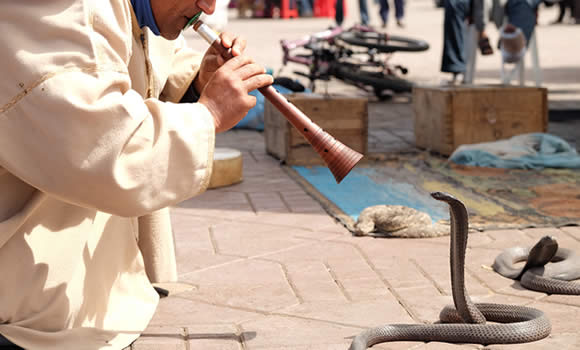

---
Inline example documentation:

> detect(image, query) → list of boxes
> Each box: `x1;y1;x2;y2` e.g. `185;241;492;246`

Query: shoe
478;37;494;55
441;73;463;85
396;19;405;28
381;21;387;28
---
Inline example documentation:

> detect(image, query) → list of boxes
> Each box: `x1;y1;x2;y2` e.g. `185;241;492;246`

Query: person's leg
566;0;575;21
299;0;313;16
359;0;370;24
441;0;470;74
505;0;538;43
557;1;566;22
335;0;344;25
394;0;405;25
379;0;389;26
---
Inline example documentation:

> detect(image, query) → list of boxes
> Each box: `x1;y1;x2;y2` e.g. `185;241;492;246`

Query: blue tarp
293;166;448;222
449;133;580;169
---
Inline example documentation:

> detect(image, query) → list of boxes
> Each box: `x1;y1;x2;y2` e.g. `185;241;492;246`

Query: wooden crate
413;85;548;156
264;93;368;165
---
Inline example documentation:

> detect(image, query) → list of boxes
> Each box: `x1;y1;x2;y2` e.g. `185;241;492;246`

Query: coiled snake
493;235;580;295
349;192;551;350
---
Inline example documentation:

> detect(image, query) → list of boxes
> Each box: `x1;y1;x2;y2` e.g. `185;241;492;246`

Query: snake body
349;192;551;350
493;236;580;295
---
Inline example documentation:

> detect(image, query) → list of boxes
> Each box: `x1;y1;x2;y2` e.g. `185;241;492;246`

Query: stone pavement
133;128;580;350
132;1;580;349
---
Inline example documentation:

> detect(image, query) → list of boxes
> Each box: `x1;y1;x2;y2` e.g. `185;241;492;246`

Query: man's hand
194;32;245;93
196;33;273;133
198;54;273;133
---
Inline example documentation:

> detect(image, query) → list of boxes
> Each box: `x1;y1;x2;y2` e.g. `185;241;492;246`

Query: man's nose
198;0;216;15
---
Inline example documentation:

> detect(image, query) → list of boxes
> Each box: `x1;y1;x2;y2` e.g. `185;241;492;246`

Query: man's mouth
183;12;202;30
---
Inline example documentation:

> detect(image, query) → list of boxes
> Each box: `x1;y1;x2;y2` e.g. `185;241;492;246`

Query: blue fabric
293;166;448;222
505;0;538;42
131;0;161;36
449;133;580;169
441;0;470;73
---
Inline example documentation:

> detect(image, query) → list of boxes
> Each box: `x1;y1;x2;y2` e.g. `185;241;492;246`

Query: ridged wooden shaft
194;21;363;183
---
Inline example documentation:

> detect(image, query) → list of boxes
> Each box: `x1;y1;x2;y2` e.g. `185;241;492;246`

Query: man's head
150;0;216;40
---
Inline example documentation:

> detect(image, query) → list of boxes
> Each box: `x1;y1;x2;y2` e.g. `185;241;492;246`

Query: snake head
527;235;559;268
430;191;457;203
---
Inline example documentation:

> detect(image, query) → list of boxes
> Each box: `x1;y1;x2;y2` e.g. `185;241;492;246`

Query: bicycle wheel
337;31;429;53
333;63;414;94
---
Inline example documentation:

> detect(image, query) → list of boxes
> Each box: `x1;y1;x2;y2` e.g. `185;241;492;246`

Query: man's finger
235;63;266;81
221;54;254;70
219;32;234;50
231;37;247;57
243;74;274;93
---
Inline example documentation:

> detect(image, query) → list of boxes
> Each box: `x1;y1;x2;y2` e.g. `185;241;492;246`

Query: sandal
478;37;494;56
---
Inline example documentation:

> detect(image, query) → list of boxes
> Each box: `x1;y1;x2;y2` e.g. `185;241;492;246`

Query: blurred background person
360;0;370;25
379;0;406;27
549;0;576;23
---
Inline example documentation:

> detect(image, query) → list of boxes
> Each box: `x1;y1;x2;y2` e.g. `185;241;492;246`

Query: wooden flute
190;19;362;183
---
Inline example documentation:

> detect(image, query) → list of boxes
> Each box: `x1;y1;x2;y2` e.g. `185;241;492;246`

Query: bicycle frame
281;25;379;66
279;25;413;97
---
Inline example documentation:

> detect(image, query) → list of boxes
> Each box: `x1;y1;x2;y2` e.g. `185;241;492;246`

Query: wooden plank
413;85;548;155
264;100;289;160
413;87;454;155
451;87;546;148
264;93;368;165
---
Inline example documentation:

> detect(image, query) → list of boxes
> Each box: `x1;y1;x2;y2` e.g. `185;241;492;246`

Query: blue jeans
379;0;405;24
299;0;313;15
359;0;370;24
441;0;539;74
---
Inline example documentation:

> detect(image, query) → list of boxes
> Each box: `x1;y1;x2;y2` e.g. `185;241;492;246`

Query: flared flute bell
307;128;363;183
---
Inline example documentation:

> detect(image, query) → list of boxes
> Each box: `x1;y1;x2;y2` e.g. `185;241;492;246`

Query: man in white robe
0;0;272;349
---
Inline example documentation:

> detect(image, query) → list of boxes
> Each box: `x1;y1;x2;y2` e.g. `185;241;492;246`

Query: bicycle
280;25;429;99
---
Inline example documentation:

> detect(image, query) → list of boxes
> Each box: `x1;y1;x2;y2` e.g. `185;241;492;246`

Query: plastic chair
314;0;333;17
280;0;299;18
313;0;346;18
463;24;542;86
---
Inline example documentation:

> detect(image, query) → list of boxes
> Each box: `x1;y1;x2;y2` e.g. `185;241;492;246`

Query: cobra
493;235;580;295
349;192;551;350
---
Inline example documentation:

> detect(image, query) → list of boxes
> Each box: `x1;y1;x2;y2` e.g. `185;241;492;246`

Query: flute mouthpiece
183;12;202;30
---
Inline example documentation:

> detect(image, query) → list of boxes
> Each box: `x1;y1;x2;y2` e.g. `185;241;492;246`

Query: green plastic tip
184;12;202;30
